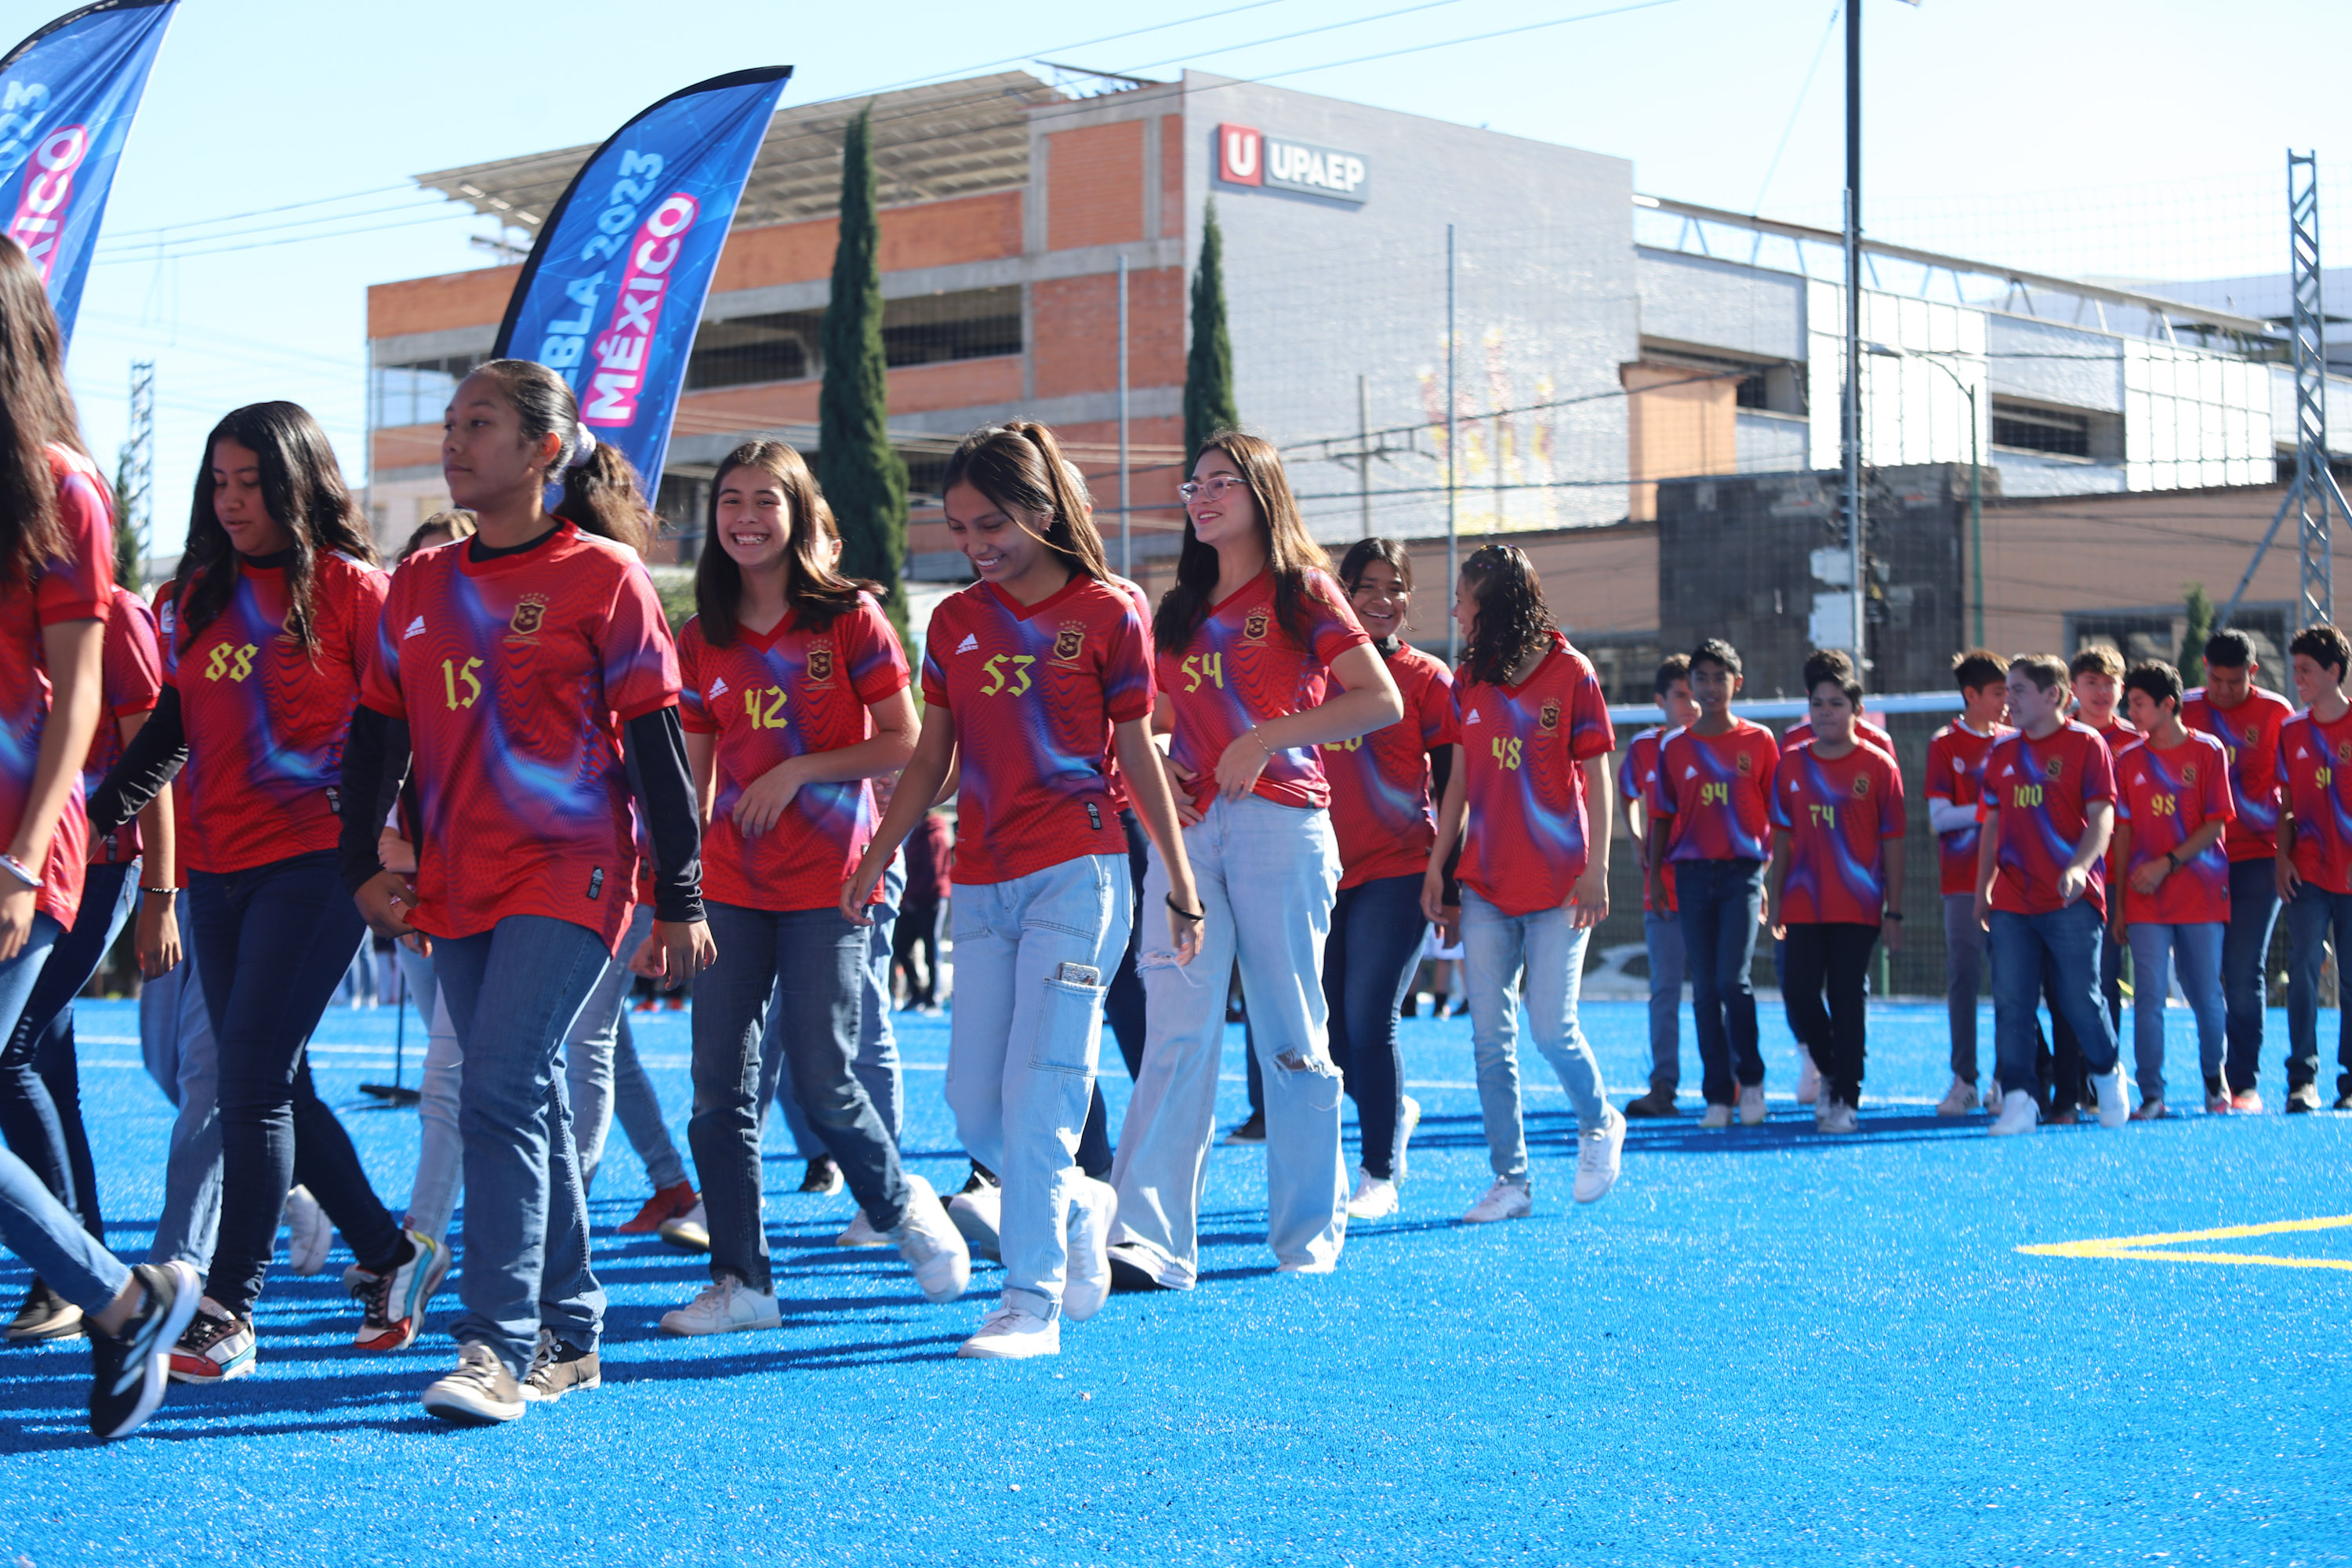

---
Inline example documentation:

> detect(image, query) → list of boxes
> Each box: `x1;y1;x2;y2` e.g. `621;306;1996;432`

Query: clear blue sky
45;0;2348;557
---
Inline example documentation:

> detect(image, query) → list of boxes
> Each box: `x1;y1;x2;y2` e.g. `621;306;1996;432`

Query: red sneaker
619;1181;699;1235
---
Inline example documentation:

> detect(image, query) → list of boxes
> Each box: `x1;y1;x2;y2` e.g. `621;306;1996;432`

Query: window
686;311;822;390
373;351;482;428
684;286;1025;392
1991;403;2092;458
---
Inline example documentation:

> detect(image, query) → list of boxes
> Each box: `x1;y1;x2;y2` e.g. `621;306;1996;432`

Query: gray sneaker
423;1341;526;1425
522;1327;601;1403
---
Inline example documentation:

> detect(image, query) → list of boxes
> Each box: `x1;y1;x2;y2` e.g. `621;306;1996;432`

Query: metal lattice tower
120;360;154;566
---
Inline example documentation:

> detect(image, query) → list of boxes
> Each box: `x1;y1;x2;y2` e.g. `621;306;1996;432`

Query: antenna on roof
1036;61;1159;97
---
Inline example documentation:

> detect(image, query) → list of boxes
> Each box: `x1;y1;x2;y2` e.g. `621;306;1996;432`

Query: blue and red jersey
1652;719;1780;864
168;550;387;876
0;447;112;928
2279;706;2352;897
1322;640;1455;889
1617;725;1676;913
2112;730;2234;926
1452;633;1615;916
1769;739;1905;925
1925;721;2006;897
1158;568;1371;816
678;596;908;913
85;586;162;866
1981;722;2117;916
921;574;1153;885
360;523;680;953
2183;686;2292;862
1098;573;1156;815
1779;713;1895;760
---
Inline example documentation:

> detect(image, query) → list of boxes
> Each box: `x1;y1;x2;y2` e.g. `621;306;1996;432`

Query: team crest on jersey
1735;751;1755;776
2045;757;2063;780
2336;739;2351;764
806;641;836;685
1537;699;1562;732
1243;605;1271;643
1052;621;1087;663
1851;773;1871;799
2182;763;2197;785
509;595;548;637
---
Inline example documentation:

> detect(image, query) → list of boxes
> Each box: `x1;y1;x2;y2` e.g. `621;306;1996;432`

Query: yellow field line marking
2018;1214;2352;1272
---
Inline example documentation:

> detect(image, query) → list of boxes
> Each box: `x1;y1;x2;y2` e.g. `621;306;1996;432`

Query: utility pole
1842;0;1866;670
1117;254;1131;578
121;359;154;575
1358;375;1373;539
1446;223;1459;663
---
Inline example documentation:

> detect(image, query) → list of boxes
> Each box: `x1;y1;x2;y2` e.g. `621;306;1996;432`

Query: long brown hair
465;358;653;555
179;402;377;654
1458;543;1558;688
0;237;97;590
940;423;1112;583
693;439;873;644
1154;430;1334;655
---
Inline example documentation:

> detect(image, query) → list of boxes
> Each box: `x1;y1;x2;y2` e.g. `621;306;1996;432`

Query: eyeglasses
1178;476;1247;503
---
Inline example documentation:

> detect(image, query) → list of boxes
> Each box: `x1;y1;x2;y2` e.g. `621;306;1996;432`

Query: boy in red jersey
2065;645;2132;1096
1766;657;1905;1130
1976;654;2129;1135
2275;623;2352;1112
2183;627;2293;1109
1773;647;1875;1104
1621;655;1699;1117
2109;659;2234;1118
1649;637;1779;1127
1926;649;2010;1114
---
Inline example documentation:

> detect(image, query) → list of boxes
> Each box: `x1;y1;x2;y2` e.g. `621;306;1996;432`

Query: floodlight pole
1446;223;1459;664
1842;0;1866;669
1118;254;1131;578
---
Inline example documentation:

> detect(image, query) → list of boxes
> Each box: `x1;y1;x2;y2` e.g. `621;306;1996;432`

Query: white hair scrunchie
567;423;598;468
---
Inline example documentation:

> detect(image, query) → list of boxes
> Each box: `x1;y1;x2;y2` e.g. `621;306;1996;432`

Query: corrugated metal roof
412;71;1063;229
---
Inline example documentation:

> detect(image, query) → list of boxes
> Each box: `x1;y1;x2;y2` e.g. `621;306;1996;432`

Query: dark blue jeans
190;850;401;1318
1990;902;2119;1101
700;902;908;1292
1779;921;1878;1105
1320;872;1428;1180
0;858;133;1235
2283;884;2352;1096
1676;858;1766;1105
2222;857;2283;1092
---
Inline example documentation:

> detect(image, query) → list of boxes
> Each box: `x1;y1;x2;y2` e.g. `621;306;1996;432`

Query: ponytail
467;358;653;557
940;421;1112;582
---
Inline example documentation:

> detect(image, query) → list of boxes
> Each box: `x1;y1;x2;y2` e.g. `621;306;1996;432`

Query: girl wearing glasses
1107;432;1403;1289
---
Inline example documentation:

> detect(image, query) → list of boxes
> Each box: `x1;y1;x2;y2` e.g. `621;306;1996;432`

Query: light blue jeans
2124;922;2225;1101
431;915;610;1375
946;853;1129;1317
0;917;124;1308
1460;889;1609;1184
768;852;904;1152
140;897;222;1270
1111;795;1346;1287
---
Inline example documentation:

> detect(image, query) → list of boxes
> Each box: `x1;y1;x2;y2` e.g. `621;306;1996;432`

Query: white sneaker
1737;1083;1767;1127
421;1342;526;1426
1990;1089;2039;1137
1934;1076;1980;1116
892;1174;971;1304
659;1276;781;1337
1796;1051;1821;1106
947;1182;1002;1261
1814;1098;1858;1134
1062;1176;1117;1323
284;1185;331;1276
2096;1065;2130;1130
1460;1178;1533;1224
833;1209;888;1248
658;1200;710;1253
958;1301;1059;1360
1573;1106;1625;1204
1395;1095;1421;1181
1345;1168;1399;1219
1699;1102;1734;1130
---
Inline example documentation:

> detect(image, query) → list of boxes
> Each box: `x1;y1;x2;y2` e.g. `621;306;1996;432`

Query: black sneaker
89;1261;200;1441
797;1156;844;1195
1221;1112;1266;1146
6;1276;85;1344
955;1162;998;1196
1623;1088;1680;1119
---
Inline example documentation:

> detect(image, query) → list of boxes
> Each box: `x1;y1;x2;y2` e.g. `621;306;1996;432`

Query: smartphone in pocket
1056;962;1102;988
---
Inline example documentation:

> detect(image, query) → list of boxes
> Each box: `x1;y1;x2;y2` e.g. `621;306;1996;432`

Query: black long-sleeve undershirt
87;684;186;839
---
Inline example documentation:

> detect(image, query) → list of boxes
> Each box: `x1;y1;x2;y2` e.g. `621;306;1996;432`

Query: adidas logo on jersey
707;676;730;699
402;616;427;640
956;633;979;654
1463;708;1482;725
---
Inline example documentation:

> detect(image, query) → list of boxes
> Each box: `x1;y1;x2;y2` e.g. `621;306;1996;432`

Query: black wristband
1166;893;1205;922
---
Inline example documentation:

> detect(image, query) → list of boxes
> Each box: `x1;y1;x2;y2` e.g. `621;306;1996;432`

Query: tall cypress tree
817;103;908;637
1184;198;1238;461
2179;583;2215;688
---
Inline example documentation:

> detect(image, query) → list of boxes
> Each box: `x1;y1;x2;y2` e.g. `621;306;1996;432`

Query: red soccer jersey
2112;731;2234;926
921;575;1153;886
1653;719;1780;864
1452;633;1615;916
360;524;681;953
1926;721;2006;898
1780;713;1895;760
85;586;162;866
0;448;111;928
1158;568;1371;815
1098;575;1156;815
2183;686;2292;862
167;550;387;876
2279;706;2352;896
1617;725;1678;913
678;597;908;913
1769;739;1906;925
1323;641;1456;889
1982;722;2117;916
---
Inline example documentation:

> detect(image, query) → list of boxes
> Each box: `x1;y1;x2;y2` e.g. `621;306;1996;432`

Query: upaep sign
1216;123;1368;204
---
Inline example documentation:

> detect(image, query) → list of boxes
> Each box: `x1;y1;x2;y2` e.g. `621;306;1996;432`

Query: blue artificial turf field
3;993;2349;1566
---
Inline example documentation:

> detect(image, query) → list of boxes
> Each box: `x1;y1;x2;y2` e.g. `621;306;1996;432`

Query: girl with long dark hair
844;421;1200;1359
1317;538;1456;1219
664;437;967;1336
1106;431;1402;1290
89;401;433;1381
1422;544;1624;1221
